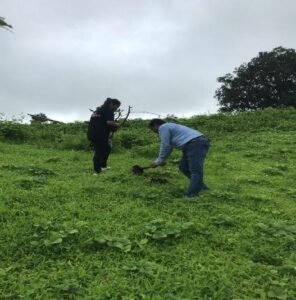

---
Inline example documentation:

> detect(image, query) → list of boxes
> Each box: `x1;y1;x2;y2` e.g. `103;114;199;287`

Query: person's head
102;98;121;112
148;119;166;133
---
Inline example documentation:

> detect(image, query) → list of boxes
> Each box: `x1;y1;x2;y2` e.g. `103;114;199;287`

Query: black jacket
87;107;114;142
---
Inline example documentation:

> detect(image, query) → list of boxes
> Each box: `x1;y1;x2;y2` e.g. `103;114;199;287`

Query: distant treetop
215;47;296;112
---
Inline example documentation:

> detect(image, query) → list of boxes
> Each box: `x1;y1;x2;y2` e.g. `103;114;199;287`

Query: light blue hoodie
154;123;203;164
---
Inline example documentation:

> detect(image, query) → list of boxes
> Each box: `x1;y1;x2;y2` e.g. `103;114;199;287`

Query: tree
27;113;64;124
215;47;296;112
0;16;13;31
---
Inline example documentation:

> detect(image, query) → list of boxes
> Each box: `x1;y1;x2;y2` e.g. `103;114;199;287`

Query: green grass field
0;109;296;299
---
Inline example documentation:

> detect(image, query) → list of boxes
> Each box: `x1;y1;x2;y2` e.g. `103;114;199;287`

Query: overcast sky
1;0;295;122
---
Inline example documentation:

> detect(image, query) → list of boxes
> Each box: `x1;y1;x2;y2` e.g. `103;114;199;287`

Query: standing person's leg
101;141;112;168
92;142;103;174
186;137;210;197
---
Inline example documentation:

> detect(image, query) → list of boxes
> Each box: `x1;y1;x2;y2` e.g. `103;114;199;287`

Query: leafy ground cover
0;110;296;299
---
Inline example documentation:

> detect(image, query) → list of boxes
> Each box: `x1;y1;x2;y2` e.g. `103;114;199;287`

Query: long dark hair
96;97;121;111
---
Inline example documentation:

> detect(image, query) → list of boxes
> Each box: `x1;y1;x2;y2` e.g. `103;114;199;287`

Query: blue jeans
179;136;210;197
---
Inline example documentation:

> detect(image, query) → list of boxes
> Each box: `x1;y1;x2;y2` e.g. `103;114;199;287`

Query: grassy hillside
0;108;296;299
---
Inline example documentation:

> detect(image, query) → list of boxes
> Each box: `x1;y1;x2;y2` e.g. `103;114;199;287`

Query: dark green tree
215;47;296;112
0;16;13;30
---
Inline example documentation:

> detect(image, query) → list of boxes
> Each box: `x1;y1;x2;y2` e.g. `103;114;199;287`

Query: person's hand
110;123;120;131
107;121;120;128
150;162;159;168
150;161;165;168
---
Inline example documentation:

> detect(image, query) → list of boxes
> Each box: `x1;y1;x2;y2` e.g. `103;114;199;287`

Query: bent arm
154;126;173;164
107;120;120;128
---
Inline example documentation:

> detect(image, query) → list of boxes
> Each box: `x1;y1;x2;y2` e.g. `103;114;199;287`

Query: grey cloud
1;0;296;121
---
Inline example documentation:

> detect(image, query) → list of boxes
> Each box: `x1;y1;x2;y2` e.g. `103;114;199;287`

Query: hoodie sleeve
154;125;173;164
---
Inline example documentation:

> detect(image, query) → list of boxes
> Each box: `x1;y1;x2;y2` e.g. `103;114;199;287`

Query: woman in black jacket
87;98;121;174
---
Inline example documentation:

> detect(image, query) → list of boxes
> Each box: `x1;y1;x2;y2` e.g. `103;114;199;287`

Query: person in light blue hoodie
149;119;210;198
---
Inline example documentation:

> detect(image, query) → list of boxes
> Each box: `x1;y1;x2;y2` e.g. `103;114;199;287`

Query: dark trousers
92;141;111;173
179;136;210;197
